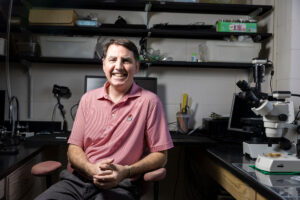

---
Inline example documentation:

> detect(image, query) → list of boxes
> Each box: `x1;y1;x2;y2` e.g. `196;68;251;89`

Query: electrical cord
70;103;79;120
5;0;13;100
51;103;58;121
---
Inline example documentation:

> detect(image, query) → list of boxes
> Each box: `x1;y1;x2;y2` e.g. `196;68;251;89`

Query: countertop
193;142;300;200
0;143;43;179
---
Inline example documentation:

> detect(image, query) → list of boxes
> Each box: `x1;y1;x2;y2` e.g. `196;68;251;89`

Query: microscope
237;59;300;172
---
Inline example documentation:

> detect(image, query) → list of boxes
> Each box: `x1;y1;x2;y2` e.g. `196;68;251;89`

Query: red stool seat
31;161;62;176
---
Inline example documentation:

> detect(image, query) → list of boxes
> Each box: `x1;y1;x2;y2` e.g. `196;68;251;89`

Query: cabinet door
5;155;42;200
0;178;4;200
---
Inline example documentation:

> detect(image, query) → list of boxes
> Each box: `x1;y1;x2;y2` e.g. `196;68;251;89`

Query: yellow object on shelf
29;9;77;26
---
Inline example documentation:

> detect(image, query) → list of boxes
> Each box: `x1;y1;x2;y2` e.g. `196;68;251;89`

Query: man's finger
98;169;113;176
101;158;114;164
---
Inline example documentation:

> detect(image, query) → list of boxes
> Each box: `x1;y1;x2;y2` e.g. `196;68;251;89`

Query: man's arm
129;150;167;177
93;150;168;189
67;144;113;179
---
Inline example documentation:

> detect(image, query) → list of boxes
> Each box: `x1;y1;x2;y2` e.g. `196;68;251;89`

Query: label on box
216;22;257;33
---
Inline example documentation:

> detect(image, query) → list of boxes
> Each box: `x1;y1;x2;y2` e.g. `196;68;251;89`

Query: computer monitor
228;93;261;133
84;76;157;94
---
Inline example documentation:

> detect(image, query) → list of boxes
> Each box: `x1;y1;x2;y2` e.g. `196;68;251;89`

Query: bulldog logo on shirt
127;114;133;121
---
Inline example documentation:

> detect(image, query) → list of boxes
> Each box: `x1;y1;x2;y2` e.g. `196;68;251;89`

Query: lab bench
0;137;68;200
1;133;299;200
188;142;300;200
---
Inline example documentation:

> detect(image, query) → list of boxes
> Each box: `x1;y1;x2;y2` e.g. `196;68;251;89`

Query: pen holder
176;112;190;134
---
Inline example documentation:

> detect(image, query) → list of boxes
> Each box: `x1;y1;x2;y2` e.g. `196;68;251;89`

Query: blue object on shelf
76;20;99;27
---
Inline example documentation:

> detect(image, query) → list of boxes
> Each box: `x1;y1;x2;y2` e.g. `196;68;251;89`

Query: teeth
112;73;127;77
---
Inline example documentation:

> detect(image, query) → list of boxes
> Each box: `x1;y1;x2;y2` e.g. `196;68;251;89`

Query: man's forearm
67;144;94;177
128;151;167;178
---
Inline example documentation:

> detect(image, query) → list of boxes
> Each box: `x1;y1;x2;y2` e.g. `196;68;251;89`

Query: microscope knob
278;114;288;121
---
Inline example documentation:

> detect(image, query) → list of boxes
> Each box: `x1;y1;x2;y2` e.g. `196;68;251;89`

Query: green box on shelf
216;21;257;33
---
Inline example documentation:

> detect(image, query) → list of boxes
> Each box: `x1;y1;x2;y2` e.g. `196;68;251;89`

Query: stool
31;161;62;188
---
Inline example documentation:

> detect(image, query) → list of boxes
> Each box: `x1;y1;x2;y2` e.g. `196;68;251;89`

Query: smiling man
35;39;173;200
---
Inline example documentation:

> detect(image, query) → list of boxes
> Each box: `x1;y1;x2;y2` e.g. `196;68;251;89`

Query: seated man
35;39;173;200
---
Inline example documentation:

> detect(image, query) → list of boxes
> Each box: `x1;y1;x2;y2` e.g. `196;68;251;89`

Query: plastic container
176;112;190;134
39;36;98;58
199;41;261;63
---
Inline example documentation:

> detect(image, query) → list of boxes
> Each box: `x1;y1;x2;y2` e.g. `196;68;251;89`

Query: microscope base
255;154;300;172
243;142;281;159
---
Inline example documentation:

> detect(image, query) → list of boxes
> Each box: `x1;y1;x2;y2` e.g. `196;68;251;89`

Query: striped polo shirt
68;82;173;165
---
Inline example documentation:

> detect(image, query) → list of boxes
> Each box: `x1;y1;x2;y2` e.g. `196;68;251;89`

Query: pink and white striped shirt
68;82;173;165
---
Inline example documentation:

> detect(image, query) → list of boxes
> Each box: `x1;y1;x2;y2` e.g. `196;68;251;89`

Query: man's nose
115;59;124;70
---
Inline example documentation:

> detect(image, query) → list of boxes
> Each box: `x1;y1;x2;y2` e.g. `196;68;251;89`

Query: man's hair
102;39;139;61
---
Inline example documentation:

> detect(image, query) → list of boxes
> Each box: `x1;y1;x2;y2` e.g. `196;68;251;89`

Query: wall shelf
26;0;272;16
27;25;272;42
15;56;252;69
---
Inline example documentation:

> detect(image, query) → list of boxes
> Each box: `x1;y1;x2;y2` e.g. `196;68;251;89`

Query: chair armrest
143;168;166;182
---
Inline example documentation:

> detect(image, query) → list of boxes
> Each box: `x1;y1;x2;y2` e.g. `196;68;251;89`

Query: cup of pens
177;93;191;134
176;112;190;134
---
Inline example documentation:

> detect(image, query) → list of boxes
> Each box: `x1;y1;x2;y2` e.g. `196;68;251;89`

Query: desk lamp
52;84;71;133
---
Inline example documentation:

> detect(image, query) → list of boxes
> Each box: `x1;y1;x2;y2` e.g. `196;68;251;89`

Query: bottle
191;53;197;62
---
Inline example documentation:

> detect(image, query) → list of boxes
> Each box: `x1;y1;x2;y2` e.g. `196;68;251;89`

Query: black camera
52;85;71;99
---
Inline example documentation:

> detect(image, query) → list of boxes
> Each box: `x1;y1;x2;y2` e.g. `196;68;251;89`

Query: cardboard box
29;9;77;26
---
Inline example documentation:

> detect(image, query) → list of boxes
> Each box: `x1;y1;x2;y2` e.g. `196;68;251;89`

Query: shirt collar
96;81;141;101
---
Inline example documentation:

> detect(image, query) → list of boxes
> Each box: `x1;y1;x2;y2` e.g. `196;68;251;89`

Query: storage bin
0;38;5;56
39;36;98;59
29;9;77;26
199;40;261;63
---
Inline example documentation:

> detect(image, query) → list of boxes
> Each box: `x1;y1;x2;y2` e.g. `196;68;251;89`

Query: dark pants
35;170;141;200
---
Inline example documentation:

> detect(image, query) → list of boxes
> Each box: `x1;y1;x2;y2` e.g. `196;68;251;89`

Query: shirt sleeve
146;95;174;152
68;95;87;147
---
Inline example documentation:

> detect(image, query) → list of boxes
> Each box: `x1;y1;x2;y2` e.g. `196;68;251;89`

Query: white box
0;38;5;56
39;36;98;58
199;41;261;63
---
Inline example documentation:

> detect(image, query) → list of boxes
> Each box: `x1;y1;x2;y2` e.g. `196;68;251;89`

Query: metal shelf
26;25;272;42
16;56;253;69
26;0;272;16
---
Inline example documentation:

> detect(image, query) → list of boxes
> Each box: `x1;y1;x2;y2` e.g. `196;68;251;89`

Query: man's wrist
126;165;132;178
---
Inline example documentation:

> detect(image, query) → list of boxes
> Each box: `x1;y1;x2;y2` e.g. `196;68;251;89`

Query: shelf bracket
249;8;263;20
21;59;32;119
145;2;152;29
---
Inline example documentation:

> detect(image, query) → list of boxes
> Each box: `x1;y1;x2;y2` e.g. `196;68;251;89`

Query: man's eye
123;59;131;63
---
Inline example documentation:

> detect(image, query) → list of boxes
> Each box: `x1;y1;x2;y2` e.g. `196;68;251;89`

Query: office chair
31;160;166;200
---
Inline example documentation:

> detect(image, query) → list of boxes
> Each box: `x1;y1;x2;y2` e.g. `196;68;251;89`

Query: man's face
102;44;139;92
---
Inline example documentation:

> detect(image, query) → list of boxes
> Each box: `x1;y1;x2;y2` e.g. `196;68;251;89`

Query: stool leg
154;181;159;200
46;175;52;188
